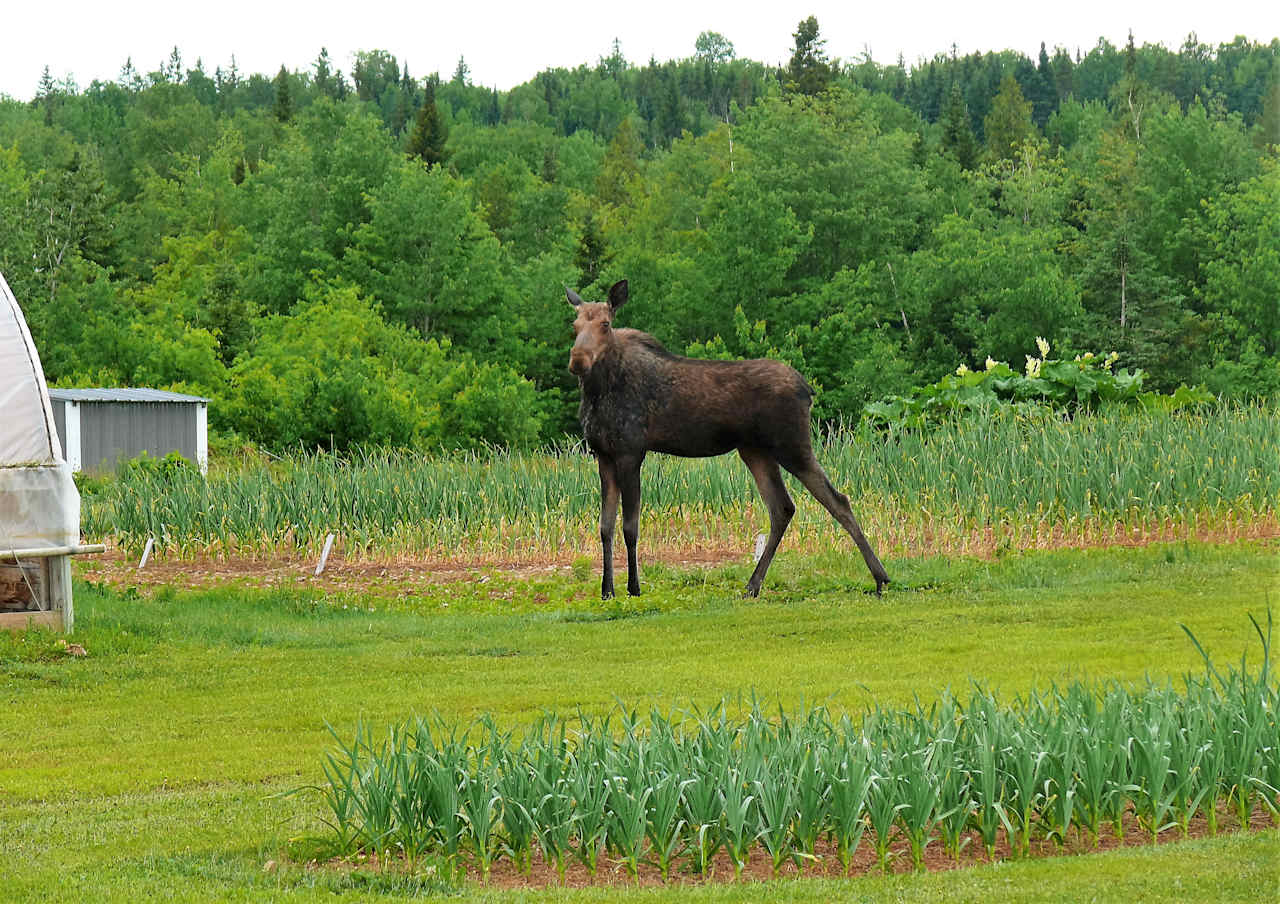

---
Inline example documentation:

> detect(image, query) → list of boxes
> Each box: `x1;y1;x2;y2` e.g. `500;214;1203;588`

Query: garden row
303;619;1279;880
84;405;1279;560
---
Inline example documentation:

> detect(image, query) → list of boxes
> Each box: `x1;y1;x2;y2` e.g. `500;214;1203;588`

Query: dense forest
2;20;1277;452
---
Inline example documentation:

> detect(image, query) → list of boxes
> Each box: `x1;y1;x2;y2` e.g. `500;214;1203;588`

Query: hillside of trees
2;20;1277;451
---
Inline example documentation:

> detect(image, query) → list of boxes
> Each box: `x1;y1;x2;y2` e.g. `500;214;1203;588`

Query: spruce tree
487;88;501;126
1259;75;1280;149
1032;43;1057;128
407;79;449;167
1113;31;1148;140
165;46;184;83
272;66;293;123
35;66;57;126
391;88;410;136
313;48;334;99
575;212;605;283
118;57;141;92
940;83;979;169
787;16;833;96
1052;46;1076;102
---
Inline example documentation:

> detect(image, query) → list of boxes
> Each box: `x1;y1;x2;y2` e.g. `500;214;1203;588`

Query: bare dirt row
77;519;1279;597
308;805;1277;891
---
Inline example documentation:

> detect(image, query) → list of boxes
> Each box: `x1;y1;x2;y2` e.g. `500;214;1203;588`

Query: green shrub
224;284;546;452
865;339;1215;428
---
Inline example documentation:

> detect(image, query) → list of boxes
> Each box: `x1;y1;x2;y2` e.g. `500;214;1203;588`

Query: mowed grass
1;541;1277;902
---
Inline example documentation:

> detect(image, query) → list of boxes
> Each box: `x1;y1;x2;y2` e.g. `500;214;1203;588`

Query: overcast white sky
2;1;1275;101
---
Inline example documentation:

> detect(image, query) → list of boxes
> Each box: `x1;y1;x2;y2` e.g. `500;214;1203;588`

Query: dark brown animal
567;280;890;599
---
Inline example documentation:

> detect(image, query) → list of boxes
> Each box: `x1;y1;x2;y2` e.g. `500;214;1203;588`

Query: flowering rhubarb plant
864;339;1214;427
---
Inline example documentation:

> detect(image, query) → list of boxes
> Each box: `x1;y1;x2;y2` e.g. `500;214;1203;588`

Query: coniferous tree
407;78;449;166
1114;31;1149;140
940;83;979;168
575;211;606;284
1051;46;1076;101
1031;43;1058;128
35;66;57;125
216;55;241;112
187;59;217;104
333;70;351;100
272;66;293;123
391;66;412;136
601;39;627;78
787;16;833;96
164;46;184;83
657;71;686;145
313;48;335;99
1258;75;1280;149
118;57;143;92
985;74;1036;160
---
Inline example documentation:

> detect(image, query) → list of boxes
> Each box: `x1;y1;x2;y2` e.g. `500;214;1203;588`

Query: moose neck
578;341;625;399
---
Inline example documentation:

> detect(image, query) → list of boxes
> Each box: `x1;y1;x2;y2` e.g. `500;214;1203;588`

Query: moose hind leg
787;455;890;594
739;448;796;597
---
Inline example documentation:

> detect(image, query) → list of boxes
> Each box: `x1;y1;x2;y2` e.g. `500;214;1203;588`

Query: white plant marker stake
138;537;155;571
315;533;336;576
753;534;767;563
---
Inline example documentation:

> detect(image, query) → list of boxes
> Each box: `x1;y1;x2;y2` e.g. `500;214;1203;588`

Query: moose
567;279;890;599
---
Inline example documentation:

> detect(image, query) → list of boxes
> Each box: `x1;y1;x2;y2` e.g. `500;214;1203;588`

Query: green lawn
1;540;1277;901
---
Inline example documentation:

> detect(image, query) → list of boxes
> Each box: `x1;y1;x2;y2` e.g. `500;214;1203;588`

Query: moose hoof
742;585;761;599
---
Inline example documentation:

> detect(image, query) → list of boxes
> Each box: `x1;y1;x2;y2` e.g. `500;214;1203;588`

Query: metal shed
48;388;209;476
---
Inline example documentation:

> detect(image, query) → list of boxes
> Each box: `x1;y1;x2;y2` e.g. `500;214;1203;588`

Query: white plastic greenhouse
1;271;101;631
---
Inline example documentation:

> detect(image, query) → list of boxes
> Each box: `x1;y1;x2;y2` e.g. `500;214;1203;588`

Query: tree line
1;20;1277;452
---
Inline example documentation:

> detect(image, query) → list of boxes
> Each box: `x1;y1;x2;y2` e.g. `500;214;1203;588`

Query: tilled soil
75;521;1280;598
77;547;744;596
312;804;1277;890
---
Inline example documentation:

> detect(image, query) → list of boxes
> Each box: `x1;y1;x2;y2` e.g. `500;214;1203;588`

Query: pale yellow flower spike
1036;336;1050;358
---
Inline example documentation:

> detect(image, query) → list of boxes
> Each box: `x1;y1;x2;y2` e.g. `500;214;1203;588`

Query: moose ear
565;286;584;307
607;279;629;310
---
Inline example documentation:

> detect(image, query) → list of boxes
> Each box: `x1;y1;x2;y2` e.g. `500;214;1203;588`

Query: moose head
566;280;628;377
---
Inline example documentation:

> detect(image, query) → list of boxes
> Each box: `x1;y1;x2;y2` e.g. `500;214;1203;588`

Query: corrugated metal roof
48;388;210;404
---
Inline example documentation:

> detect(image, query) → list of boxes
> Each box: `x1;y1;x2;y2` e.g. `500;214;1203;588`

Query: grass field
2;540;1277;901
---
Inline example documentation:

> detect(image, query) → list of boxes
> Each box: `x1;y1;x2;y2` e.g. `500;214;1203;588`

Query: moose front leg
597;456;621;599
617;454;644;596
